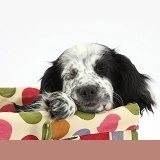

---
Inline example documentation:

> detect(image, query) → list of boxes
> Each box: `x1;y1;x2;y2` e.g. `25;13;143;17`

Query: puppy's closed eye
63;69;78;80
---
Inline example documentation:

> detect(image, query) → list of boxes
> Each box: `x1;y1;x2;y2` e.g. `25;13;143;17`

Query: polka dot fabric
0;87;140;140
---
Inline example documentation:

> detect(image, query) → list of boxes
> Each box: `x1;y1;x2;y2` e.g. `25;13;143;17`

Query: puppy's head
40;43;155;114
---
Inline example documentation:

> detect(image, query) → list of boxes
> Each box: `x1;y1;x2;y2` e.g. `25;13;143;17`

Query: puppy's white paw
42;92;77;120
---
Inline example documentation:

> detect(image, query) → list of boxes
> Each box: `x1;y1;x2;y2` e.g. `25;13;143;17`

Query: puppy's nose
77;85;98;101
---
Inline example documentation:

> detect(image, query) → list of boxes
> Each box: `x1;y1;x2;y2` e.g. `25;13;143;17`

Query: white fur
59;43;113;113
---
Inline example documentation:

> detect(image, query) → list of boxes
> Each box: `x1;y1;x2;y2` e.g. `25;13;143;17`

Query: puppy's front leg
41;92;77;120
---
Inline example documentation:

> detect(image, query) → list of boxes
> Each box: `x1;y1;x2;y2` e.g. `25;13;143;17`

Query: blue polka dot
73;129;90;136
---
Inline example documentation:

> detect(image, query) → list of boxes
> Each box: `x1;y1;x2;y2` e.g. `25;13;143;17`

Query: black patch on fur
40;59;63;93
95;48;155;114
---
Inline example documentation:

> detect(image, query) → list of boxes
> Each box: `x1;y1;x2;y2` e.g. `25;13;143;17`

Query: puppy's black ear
40;60;63;93
111;49;155;114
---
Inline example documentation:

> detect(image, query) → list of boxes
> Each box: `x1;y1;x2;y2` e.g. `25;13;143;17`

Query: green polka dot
0;88;16;98
19;112;42;124
42;120;52;140
131;130;138;140
75;111;95;120
124;103;140;115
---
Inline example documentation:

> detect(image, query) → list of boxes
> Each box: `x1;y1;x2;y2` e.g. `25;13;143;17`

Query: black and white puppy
15;43;155;120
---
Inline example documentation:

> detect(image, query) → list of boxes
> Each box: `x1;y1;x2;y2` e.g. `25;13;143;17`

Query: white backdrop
0;0;160;140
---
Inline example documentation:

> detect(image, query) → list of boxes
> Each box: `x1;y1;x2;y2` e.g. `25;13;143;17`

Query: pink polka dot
21;135;39;140
97;114;121;133
0;119;12;140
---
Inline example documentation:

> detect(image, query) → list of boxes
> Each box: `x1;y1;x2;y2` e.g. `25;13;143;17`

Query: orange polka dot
51;120;70;139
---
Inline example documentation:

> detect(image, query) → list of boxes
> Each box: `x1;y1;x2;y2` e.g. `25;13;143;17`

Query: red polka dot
21;135;39;140
80;132;110;140
0;119;12;140
22;88;40;105
126;125;137;130
0;104;15;112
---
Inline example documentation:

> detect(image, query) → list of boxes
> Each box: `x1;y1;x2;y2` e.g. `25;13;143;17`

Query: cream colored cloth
0;87;140;140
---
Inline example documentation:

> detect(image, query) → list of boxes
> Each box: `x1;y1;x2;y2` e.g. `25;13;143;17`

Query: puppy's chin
76;102;113;113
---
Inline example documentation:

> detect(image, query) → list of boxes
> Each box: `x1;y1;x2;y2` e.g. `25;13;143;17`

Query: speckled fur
15;43;155;120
